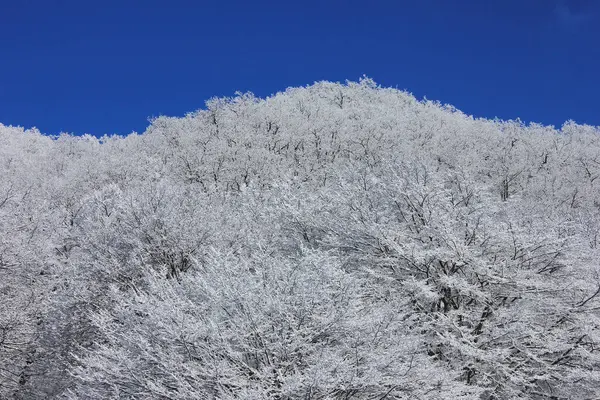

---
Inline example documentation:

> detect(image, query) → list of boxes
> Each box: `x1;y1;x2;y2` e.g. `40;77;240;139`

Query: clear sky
1;0;599;136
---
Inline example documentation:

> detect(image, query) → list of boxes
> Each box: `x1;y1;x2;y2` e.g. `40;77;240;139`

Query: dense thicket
1;79;600;399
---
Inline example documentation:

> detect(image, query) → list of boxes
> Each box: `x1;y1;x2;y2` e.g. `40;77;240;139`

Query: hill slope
1;79;600;399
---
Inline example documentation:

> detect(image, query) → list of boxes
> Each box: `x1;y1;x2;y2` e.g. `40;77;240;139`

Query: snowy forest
2;78;600;399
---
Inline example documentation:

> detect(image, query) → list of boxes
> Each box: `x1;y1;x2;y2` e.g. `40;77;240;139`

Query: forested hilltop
2;79;600;399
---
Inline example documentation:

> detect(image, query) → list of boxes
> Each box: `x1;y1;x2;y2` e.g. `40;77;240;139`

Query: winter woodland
1;79;600;399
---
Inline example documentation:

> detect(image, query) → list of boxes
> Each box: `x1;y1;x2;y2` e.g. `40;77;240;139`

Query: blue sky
1;0;599;136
